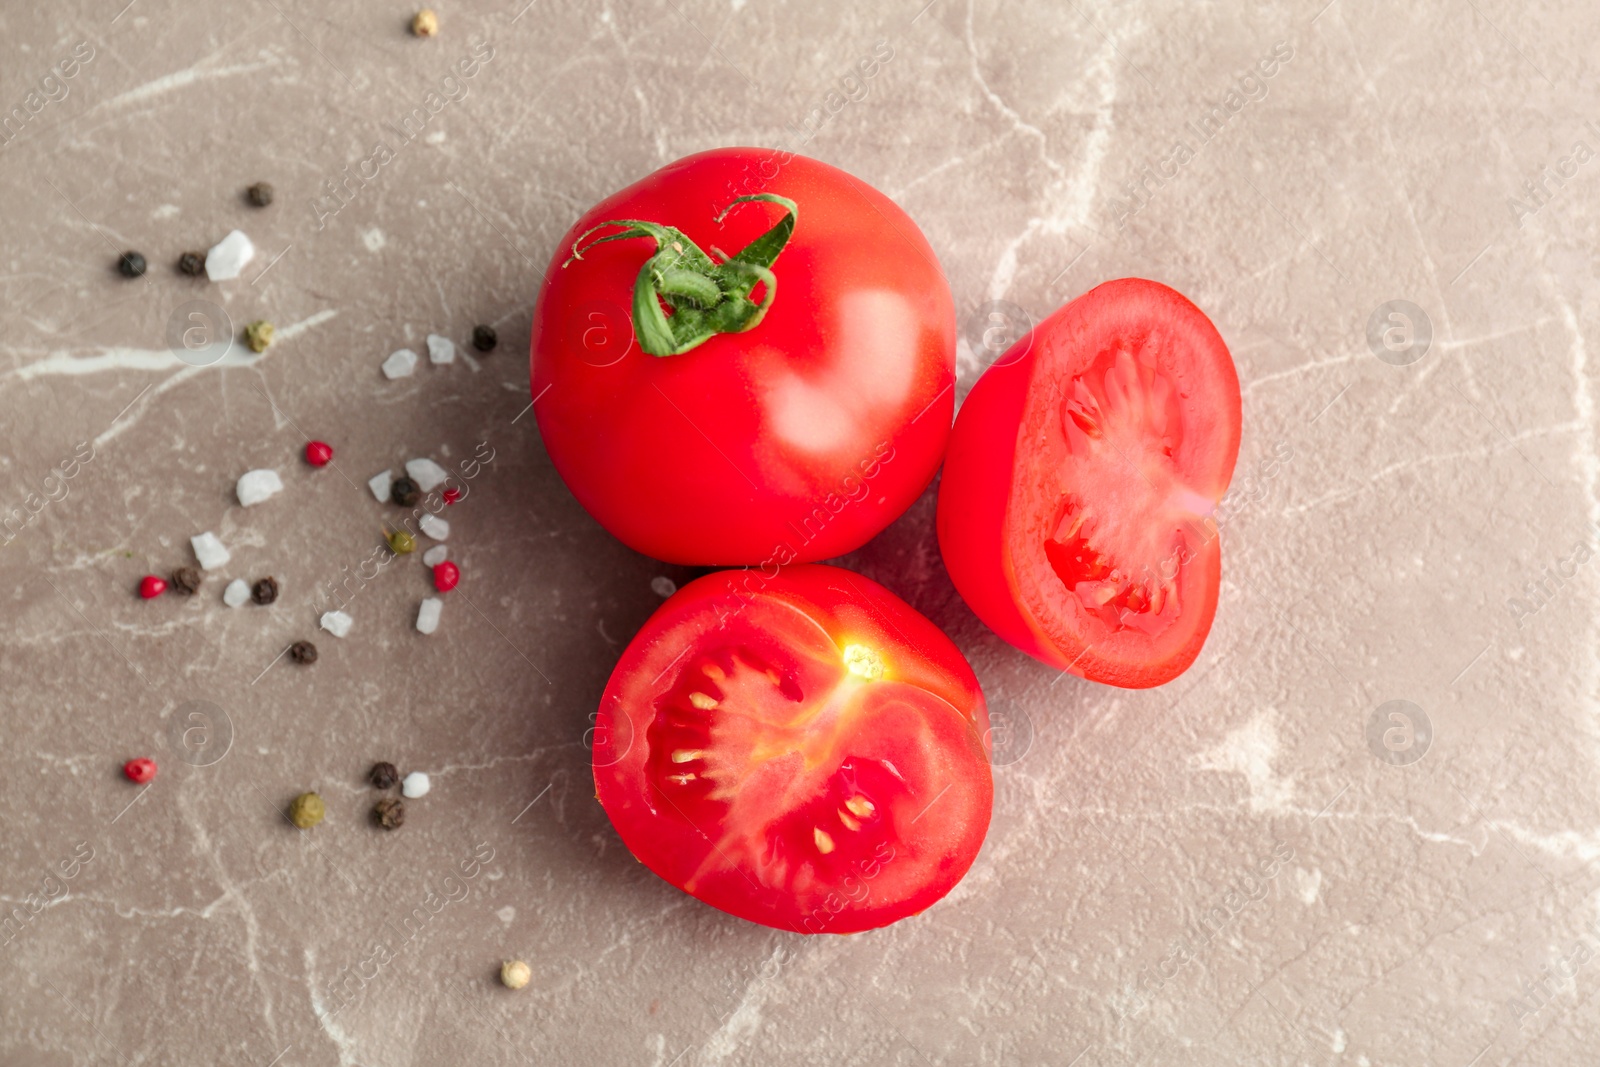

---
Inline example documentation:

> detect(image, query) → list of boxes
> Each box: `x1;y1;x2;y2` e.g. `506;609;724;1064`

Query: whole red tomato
531;149;955;566
593;564;993;933
937;279;1241;689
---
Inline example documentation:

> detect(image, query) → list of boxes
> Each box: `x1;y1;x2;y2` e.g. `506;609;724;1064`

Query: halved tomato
937;279;1240;688
593;565;992;933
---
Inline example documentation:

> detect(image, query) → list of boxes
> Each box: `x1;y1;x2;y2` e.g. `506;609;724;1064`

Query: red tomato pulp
593;565;993;933
937;279;1241;688
531;149;955;566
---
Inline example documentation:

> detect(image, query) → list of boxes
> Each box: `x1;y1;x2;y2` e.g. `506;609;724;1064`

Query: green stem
564;194;797;357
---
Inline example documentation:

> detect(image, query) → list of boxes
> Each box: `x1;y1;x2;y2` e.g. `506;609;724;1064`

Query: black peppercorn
247;182;275;207
252;577;279;605
118;252;147;278
177;251;205;276
369;761;400;790
169;567;202;595
391;476;421;507
288;640;318;665
373;797;406;829
471;324;497;352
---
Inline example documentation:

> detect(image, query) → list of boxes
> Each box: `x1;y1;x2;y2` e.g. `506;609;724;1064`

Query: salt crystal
235;468;283;507
382;349;419;379
367;469;393;501
405;457;449;491
651;576;677;598
426;334;456;364
205;229;256;281
223;578;250;607
401;771;431;798
416;597;443;634
320;610;353;638
422;545;448;567
190;531;231;570
419;513;449;540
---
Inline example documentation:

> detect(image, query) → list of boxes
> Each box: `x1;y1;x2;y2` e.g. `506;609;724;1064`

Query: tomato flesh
937;279;1240;688
594;565;992;933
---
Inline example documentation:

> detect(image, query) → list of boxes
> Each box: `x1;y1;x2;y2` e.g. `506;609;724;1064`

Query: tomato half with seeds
530;148;955;566
593;565;992;933
937;279;1240;689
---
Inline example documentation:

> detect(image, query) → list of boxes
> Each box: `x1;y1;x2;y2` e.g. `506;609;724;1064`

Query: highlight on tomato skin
592;565;993;934
529;148;957;567
936;278;1241;690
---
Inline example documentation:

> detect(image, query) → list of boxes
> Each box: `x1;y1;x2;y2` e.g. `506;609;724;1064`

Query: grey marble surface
4;0;1600;1063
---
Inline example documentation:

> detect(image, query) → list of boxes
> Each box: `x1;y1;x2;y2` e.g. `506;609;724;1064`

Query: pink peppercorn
305;440;334;467
442;487;461;505
432;561;460;592
124;758;157;783
138;575;167;599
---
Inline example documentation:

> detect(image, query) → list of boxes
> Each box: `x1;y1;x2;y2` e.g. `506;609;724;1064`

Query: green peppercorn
289;792;325;829
388;530;416;554
118;252;147;278
472;324;497;352
244;321;274;353
177;251;205;277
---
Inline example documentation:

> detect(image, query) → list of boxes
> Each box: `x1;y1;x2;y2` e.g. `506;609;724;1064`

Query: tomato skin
937;279;1240;689
593;565;992;934
531;149;955;566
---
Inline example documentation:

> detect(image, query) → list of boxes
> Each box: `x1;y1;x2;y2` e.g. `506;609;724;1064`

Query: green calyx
563;194;798;357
